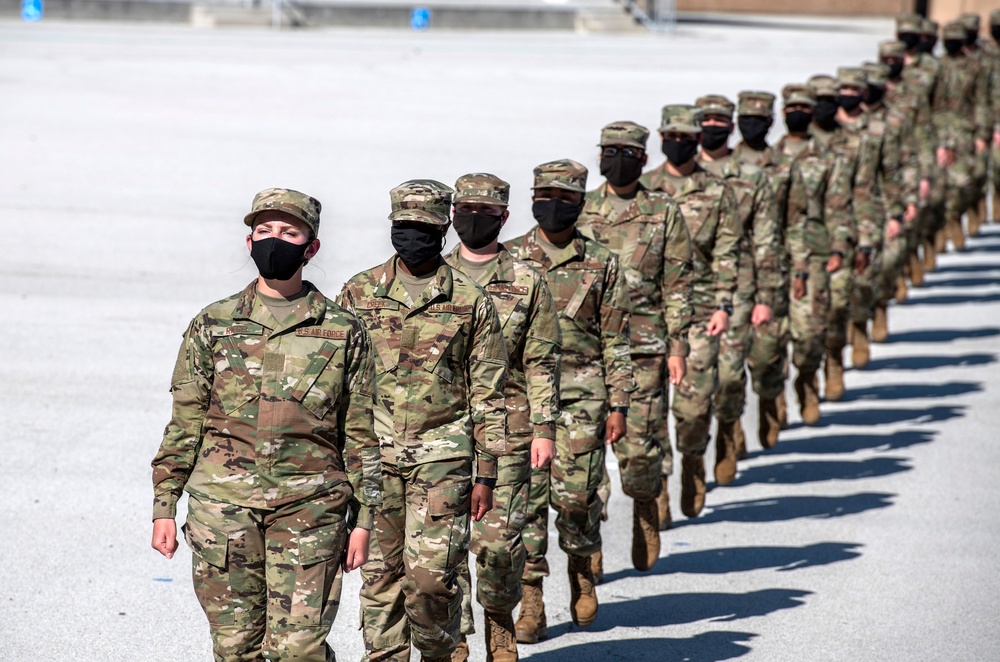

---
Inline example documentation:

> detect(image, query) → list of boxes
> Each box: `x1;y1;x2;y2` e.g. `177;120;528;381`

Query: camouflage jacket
985;40;1000;127
812;120;883;249
151;281;382;529
640;163;741;320
444;245;561;453
886;78;936;183
867;102;919;216
576;182;693;357
505;227;635;408
339;257;508;480
697;152;783;308
932;53;991;143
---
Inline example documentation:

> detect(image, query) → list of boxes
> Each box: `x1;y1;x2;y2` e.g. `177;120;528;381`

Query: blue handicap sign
22;0;43;22
411;7;431;31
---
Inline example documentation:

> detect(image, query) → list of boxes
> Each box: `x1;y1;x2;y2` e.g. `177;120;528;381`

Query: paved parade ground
2;17;1000;661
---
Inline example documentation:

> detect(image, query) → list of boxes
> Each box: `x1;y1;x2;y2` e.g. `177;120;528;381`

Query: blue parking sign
411;7;431;31
22;0;43;21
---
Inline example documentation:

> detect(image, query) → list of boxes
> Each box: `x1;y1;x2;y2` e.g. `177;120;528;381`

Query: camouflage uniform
695;95;783;449
151;188;382;662
641;105;740;517
576;121;693;533
959;13;990;230
989;12;1000;222
339;180;509;662
506;160;635;585
442;174;561;646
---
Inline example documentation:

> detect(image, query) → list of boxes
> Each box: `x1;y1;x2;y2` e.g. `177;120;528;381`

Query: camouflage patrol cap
598;121;649;149
942;21;967;40
453;172;510;207
781;84;816;107
244;187;322;236
896;12;922;35
532;159;588;193
388;179;454;226
863;62;891;87
807;74;838;98
658;104;703;133
737;91;776;118
837;66;867;90
959;13;980;34
878;40;907;59
695;94;735;120
992;9;1000;27
921;18;939;37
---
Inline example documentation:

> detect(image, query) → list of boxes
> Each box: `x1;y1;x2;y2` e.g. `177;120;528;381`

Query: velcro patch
487;284;529;295
427;304;473;314
358;300;398;310
296;328;347;340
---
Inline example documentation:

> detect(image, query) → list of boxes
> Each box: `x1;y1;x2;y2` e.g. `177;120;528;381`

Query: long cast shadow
523;632;756;661
545;589;811;637
883;328;1000;344
672;492;895;526
730;458;911;486
751;429;936;456
602;542;863;584
921;276;1000;288
837;381;983;401
901;291;1000;306
931;263;1000;274
812;405;964;428
863;353;996;371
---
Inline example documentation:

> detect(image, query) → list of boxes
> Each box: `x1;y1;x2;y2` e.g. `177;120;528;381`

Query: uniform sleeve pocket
427;480;471;519
291;341;342;419
183;518;228;569
297;521;346;567
562;271;598;320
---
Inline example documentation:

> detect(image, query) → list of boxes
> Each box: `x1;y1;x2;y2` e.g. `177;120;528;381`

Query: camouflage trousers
943;132;976;219
458;452;530;632
522;399;607;583
184;488;351;662
876;231;907;307
750;260;830;399
992;143;1000;197
972;143;989;205
359;459;472;662
672;318;720;457
849;250;879;325
827;251;855;352
714;297;753;424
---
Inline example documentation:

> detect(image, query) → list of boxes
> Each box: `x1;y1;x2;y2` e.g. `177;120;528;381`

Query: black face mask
838;93;863;112
250;237;310;281
600;153;644;187
919;38;936;54
738;116;771;148
784;109;813;134
887;61;904;80
898;32;921;51
661;138;699;166
866;84;885;105
965;32;977;47
700;125;731;151
813;98;839;129
391;224;443;269
992;25;1000;43
452;212;503;250
532;199;581;234
944;39;965;56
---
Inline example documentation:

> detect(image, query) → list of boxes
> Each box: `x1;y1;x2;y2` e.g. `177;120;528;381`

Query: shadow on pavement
522;631;756;661
837;381;983;401
673;492;895;526
882;328;1000;344
921;277;1000;288
602;542;862;584
863;353;996;371
901;291;1000;306
750;428;936;456
930;263;1000;274
730;458;910;486
812;405;964;427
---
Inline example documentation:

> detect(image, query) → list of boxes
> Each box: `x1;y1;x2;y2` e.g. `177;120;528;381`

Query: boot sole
515;627;547;645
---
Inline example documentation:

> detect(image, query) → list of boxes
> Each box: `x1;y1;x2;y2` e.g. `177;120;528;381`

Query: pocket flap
427;480;471;518
562;271;599;320
183;519;228;569
297;522;345;566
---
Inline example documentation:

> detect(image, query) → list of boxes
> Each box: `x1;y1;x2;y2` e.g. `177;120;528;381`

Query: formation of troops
150;10;1000;662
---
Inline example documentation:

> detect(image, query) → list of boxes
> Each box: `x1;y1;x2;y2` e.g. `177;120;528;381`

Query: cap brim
453;194;509;206
658;123;701;133
388;209;450;225
597;140;647;149
531;181;585;193
784;96;816;107
699;106;733;119
244;208;310;228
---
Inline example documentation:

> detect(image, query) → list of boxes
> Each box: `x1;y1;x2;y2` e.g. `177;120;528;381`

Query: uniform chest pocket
289;340;345;419
684;200;714;245
212;328;264;414
408;309;470;384
561;270;600;321
632;222;664;273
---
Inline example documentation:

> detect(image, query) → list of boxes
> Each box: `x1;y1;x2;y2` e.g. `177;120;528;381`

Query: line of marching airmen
150;10;1000;662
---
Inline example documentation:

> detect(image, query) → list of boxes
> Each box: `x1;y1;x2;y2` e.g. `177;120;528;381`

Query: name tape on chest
486;284;529;295
212;324;263;337
427;304;473;314
357;299;399;310
296;328;348;340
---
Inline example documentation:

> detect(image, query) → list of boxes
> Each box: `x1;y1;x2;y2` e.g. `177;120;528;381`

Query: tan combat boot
680;454;707;518
795;371;821;425
851;321;870;368
450;636;469;662
656;474;672;531
872;305;889;343
567;554;598;626
923;238;937;273
825;349;845;402
484;611;518;662
908;251;924;287
734;418;748;459
935;228;947;254
895;274;908;302
758;397;780;449
632;499;660;571
514;579;547;644
993;192;1000;224
590;549;603;585
967;204;982;237
714;419;738;486
776;390;788;430
946;216;965;251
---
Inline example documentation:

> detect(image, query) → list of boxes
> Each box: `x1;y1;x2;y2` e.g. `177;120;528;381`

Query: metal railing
620;0;677;33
